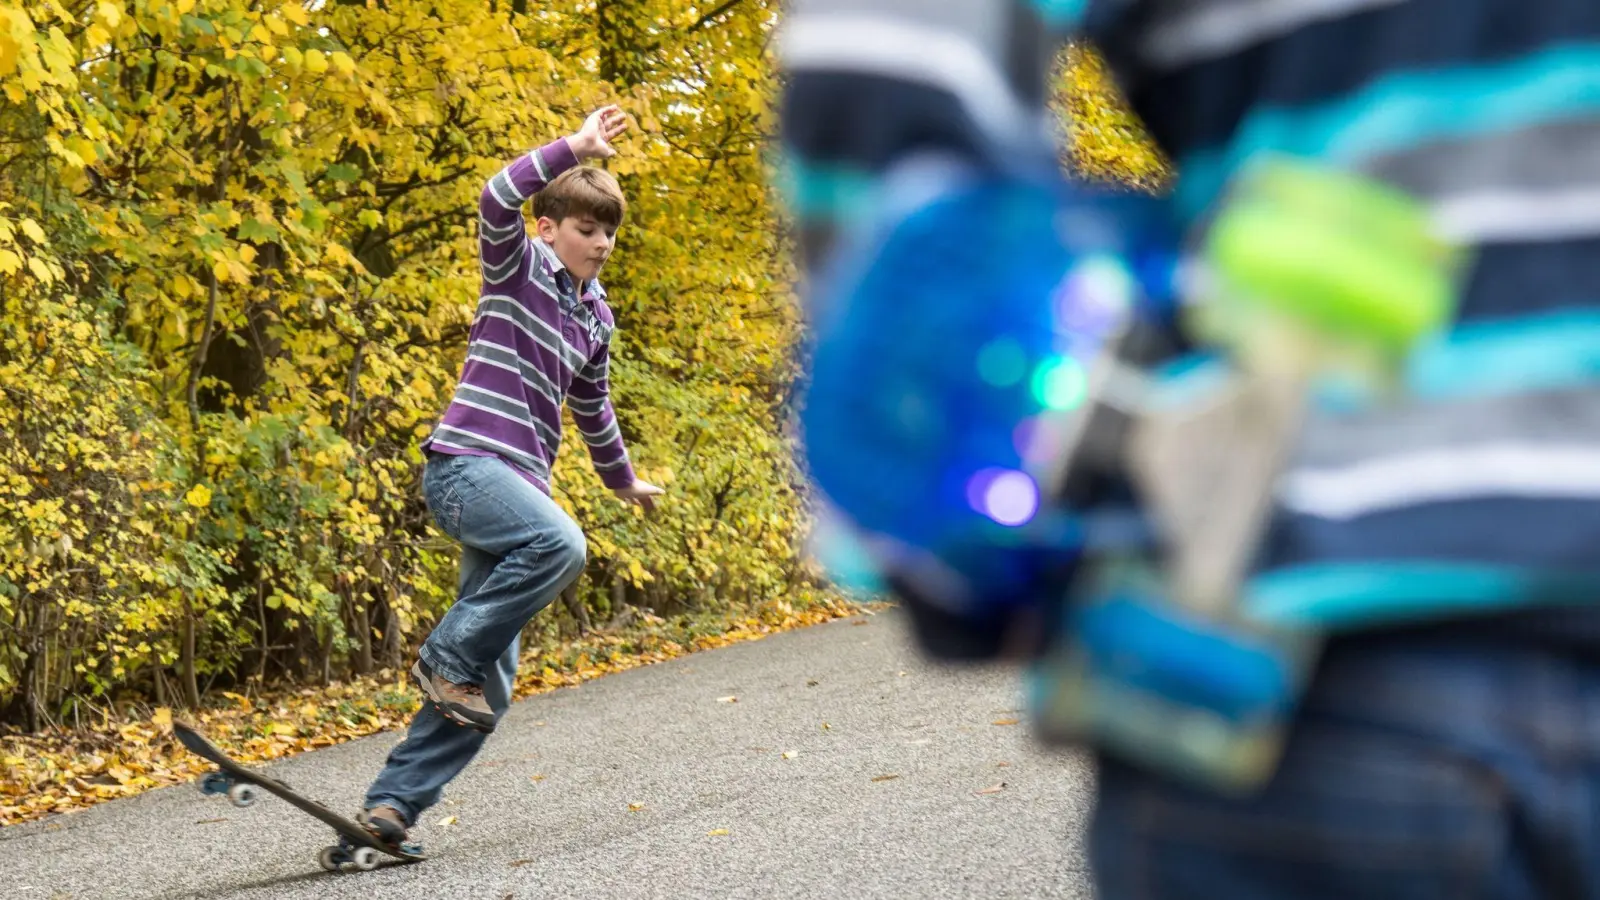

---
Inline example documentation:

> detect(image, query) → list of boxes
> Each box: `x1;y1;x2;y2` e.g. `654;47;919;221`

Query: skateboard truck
198;769;261;809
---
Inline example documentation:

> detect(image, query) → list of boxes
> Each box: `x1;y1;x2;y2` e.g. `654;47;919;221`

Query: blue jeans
1089;629;1600;899
364;452;586;825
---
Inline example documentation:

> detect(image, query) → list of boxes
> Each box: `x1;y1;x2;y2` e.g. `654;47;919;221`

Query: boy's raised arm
478;106;628;286
478;140;576;286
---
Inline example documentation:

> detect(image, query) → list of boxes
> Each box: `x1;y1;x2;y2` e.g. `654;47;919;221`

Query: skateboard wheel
318;846;345;872
227;783;259;808
352;847;380;871
199;772;231;796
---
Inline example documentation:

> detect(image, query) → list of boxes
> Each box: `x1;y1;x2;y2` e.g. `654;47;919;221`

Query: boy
356;105;664;848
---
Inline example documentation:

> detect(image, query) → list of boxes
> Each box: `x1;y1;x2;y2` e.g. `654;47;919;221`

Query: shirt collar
533;238;604;302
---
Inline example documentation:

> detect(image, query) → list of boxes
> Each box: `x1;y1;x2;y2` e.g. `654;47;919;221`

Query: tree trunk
320;632;333;687
353;597;374;676
15;636;39;732
180;609;201;709
379;595;403;669
610;571;626;615
254;580;269;680
560;580;591;635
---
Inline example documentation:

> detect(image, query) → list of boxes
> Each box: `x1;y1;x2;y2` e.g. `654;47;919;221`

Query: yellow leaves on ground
0;595;867;827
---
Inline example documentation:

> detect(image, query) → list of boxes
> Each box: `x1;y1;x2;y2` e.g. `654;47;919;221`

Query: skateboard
173;719;425;872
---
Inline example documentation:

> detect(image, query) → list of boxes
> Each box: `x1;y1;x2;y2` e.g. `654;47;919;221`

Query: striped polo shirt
422;138;636;495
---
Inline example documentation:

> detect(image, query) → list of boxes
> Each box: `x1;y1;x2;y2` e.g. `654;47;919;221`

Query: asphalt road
1;611;1098;900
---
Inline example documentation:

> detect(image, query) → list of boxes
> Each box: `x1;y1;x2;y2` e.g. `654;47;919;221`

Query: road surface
1;611;1097;899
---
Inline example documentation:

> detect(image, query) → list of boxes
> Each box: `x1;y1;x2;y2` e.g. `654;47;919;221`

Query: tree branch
689;0;744;32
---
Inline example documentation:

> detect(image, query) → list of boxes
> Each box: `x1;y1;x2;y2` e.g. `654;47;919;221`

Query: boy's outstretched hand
614;479;665;512
570;105;629;161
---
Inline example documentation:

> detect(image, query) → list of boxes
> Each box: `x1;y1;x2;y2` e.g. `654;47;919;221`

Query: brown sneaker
411;658;496;733
357;805;409;845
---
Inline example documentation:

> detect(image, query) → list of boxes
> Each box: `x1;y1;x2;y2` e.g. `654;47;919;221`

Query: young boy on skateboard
357;105;664;846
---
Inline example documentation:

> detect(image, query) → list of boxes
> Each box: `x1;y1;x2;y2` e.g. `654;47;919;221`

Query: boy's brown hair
534;166;626;230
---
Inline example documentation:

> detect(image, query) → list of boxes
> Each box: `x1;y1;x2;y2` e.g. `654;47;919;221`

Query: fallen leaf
0;599;870;829
851;620;868;626
781;750;798;760
871;774;899;783
436;815;458;828
820;722;831;730
195;817;228;824
716;695;738;703
152;708;172;729
975;782;1007;796
897;671;908;677
509;859;532;868
529;774;546;782
708;828;730;836
628;802;646;812
996;761;1011;768
992;719;1019;727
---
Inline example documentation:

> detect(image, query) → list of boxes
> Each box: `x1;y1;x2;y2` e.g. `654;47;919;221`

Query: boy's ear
535;215;559;243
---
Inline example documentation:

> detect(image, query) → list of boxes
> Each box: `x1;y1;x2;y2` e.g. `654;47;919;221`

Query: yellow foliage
0;0;819;732
1056;44;1171;190
0;1;1156;737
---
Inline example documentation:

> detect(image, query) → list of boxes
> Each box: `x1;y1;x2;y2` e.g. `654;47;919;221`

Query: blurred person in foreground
776;1;1600;897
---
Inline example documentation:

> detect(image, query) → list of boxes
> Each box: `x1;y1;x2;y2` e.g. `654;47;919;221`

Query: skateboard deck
173;719;425;871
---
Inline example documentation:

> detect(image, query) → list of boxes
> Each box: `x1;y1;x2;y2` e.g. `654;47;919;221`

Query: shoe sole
410;660;495;734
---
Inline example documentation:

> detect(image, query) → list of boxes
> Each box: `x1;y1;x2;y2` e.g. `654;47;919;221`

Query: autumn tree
0;0;813;729
0;0;1160;730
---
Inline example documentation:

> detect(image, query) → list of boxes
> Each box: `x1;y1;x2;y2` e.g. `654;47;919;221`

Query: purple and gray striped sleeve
478;138;580;288
567;305;637;490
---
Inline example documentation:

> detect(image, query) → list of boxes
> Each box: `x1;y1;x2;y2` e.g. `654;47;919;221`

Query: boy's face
537;214;617;286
